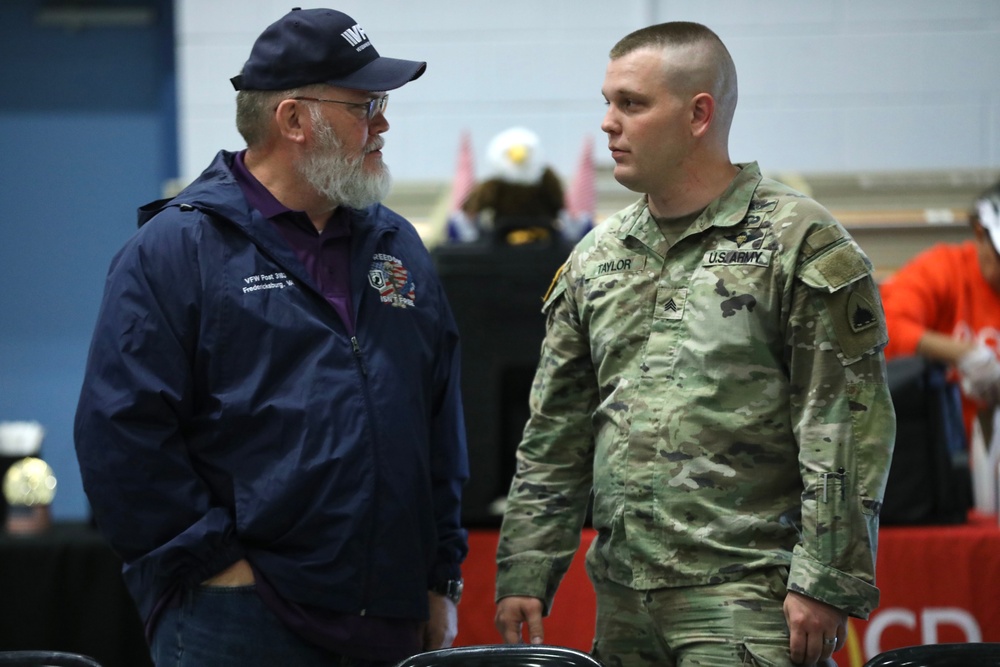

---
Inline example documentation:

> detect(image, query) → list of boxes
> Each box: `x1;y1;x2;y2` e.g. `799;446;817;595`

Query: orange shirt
880;241;1000;437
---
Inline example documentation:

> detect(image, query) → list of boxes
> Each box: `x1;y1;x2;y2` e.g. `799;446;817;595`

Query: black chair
863;642;1000;666
393;644;603;667
0;652;103;667
881;356;972;525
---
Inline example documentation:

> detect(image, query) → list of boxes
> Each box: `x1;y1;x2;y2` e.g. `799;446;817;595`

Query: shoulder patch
798;241;871;293
796;238;887;363
847;291;878;333
802;225;847;260
542;262;566;304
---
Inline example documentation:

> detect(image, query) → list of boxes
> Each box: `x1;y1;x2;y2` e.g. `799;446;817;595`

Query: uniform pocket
741;636;791;667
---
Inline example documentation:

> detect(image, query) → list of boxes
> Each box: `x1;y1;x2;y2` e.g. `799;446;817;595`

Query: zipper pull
351;336;368;376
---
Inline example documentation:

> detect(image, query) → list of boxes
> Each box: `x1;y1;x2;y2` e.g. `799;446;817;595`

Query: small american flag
449;130;476;213
446;131;480;242
563;135;596;239
567;134;596;219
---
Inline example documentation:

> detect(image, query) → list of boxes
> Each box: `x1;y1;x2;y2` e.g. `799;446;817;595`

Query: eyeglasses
291;95;388;120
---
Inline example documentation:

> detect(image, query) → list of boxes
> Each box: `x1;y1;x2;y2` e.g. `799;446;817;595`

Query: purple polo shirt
231;151;355;335
228;151;423;662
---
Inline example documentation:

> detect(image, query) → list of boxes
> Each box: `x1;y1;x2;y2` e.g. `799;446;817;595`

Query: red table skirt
455;512;1000;666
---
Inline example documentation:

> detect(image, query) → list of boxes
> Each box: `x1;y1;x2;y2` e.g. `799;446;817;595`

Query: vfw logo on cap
341;24;372;52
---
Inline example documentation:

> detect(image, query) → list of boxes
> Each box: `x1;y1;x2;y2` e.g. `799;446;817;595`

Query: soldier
494;21;895;667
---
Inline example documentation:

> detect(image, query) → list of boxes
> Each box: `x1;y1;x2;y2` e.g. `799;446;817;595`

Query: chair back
0;652;103;667
394;644;603;667
863;642;1000;666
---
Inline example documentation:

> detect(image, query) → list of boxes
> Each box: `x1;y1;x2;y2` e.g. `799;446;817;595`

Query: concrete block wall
177;0;1000;188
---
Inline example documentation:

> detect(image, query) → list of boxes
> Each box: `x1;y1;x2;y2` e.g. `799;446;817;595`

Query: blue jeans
150;585;393;667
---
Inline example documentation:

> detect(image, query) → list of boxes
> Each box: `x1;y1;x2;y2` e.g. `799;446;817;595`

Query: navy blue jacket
74;151;469;624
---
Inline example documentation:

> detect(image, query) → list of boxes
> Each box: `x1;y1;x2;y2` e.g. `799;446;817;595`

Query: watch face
3;457;57;506
449;579;464;603
435;579;463;603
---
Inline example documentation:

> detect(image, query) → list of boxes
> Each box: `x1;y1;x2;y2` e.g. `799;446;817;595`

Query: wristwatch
430;579;464;604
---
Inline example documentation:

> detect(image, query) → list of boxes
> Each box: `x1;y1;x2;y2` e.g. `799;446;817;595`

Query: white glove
957;343;1000;404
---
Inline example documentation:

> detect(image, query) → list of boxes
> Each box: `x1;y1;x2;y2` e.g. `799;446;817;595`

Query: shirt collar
231;150;292;220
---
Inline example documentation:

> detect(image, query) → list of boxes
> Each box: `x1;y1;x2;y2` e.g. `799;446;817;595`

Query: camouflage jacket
495;162;895;619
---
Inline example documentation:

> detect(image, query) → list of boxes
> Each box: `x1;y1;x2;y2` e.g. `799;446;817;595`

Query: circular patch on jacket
368;253;415;308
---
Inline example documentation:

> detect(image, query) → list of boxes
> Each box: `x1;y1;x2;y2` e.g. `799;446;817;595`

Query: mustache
365;136;385;154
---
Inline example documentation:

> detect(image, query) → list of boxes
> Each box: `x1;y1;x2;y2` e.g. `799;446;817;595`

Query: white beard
296;108;392;209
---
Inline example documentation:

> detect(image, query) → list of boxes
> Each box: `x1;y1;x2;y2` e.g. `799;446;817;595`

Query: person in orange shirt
881;181;1000;438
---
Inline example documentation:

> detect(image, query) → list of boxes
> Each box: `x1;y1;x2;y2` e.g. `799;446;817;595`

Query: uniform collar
616;162;763;248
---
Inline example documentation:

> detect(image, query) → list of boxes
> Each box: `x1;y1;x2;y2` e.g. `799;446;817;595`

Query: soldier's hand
784;591;847;665
495;595;545;645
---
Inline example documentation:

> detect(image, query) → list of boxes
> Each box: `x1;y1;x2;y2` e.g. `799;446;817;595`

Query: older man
75;8;467;667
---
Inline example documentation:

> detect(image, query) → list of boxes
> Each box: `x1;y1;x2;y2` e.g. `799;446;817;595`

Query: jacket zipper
349;224;393;616
351;336;368;376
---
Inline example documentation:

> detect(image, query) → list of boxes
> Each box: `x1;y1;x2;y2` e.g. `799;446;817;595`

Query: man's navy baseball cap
231;7;426;92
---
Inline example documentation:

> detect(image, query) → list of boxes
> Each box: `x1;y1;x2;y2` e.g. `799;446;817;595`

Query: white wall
177;0;1000;185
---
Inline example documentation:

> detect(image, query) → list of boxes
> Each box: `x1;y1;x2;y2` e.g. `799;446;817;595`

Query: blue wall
0;0;176;519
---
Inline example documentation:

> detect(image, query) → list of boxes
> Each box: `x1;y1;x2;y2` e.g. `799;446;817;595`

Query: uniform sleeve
880;244;957;358
785;228;896;619
495;261;597;613
73;219;244;621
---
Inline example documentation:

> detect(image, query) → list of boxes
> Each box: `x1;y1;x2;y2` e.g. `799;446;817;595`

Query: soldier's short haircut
610;21;725;60
610;22;738;132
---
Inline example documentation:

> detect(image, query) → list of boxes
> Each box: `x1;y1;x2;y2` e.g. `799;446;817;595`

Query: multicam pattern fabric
496;162;895;620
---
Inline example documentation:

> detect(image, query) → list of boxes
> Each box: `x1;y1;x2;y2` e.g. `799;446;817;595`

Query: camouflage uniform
496;162;895;663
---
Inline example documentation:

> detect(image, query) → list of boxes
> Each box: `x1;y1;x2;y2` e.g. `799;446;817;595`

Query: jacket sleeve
495;260;596;613
74;216;244;622
427;277;470;587
785;228;896;619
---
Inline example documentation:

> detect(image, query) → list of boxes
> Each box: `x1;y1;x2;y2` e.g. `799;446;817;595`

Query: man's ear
690;92;715;138
275;98;307;144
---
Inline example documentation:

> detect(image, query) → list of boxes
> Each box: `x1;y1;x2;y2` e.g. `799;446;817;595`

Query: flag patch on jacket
368;253;415;308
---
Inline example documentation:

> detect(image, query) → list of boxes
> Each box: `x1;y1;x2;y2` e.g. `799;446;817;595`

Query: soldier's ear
690;93;715;138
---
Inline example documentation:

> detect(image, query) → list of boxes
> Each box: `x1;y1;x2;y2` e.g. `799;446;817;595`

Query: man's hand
423;592;458;650
958;343;1000;404
495;596;545;645
200;559;254;587
784;591;847;665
